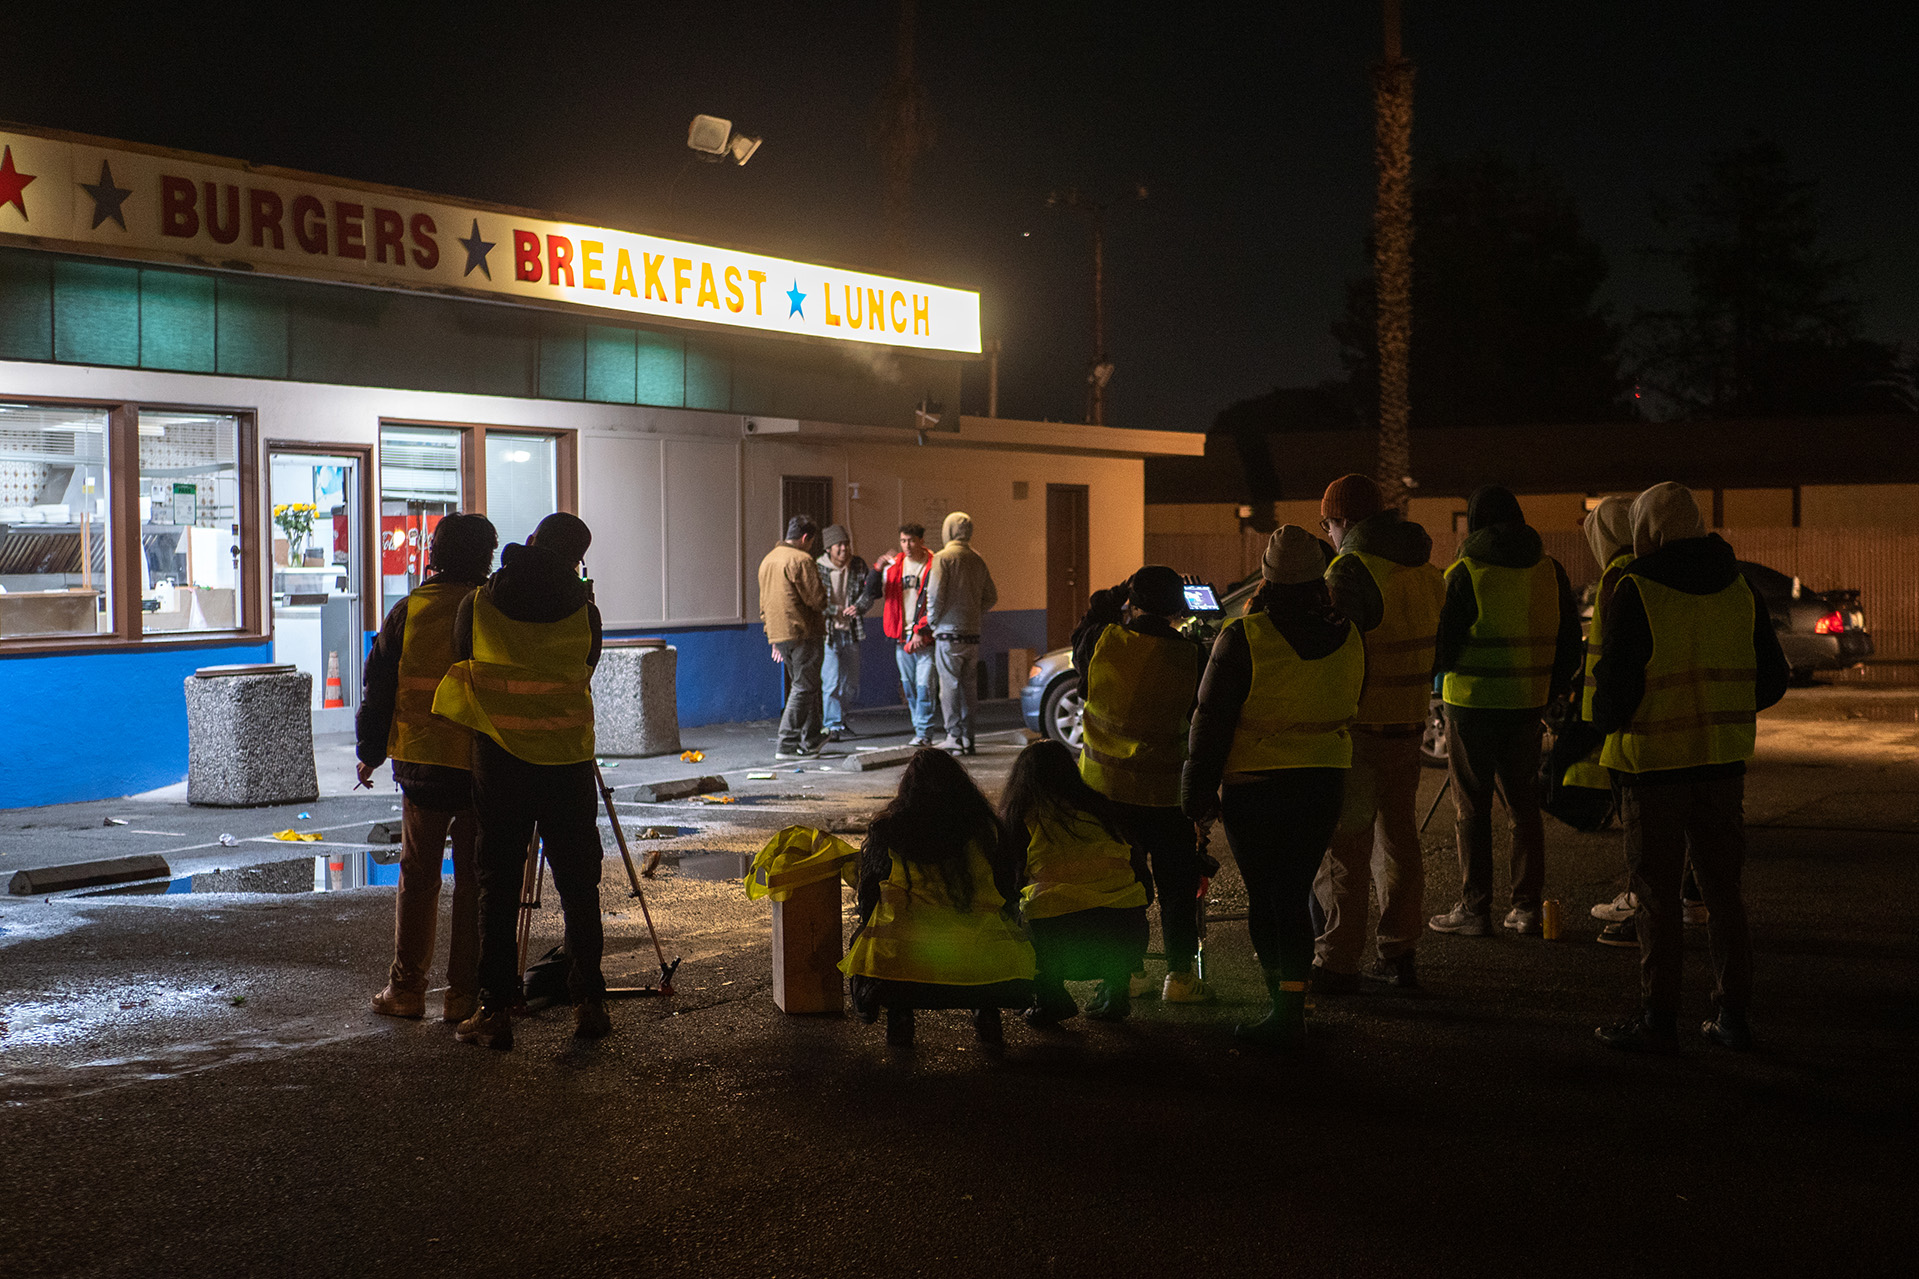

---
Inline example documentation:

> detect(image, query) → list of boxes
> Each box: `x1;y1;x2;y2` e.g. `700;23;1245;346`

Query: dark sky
4;2;1913;432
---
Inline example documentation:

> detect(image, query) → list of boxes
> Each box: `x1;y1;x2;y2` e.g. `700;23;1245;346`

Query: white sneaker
1161;970;1214;1003
1591;891;1637;922
1127;969;1153;998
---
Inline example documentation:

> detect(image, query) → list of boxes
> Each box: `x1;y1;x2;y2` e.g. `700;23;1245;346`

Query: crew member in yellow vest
1070;564;1209;1002
355;513;497;1024
1183;526;1363;1048
1428;486;1583;939
1590;484;1787;1055
842;749;1036;1052
433;512;607;1051
1313;475;1444;993
1002;740;1152;1025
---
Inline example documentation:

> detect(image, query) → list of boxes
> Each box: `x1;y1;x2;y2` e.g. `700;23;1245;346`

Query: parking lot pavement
1;689;1915;1275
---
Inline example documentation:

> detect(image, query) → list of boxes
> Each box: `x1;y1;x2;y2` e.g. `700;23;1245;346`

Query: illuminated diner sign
0;126;980;354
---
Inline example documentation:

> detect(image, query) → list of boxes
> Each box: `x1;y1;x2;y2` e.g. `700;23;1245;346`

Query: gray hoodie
923;511;998;636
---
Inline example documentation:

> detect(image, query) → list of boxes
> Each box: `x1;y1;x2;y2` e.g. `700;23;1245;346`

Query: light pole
1047;184;1147;425
1373;0;1416;508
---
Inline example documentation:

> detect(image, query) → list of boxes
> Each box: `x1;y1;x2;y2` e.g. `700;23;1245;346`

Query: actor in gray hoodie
923;511;999;754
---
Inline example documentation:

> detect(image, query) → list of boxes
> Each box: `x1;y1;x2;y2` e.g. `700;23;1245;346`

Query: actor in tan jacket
758;517;828;757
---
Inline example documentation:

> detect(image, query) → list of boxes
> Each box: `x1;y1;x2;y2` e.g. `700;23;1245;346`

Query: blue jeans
894;644;938;739
822;633;861;731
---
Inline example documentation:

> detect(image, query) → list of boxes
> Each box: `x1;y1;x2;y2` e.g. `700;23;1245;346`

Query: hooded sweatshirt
1434;518;1584;701
1591;533;1788;784
1585;496;1634;572
453;542;604;666
1325;510;1436;633
923;512;999;636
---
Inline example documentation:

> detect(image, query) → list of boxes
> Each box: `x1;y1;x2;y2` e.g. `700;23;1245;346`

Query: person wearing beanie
435;512;609;1049
757;516;829;759
356;512;498;1024
816;525;878;742
1590;484;1787;1054
922;511;998;755
1427;486;1583;940
1069;564;1212;1003
1312;475;1444;994
1183;526;1364;1047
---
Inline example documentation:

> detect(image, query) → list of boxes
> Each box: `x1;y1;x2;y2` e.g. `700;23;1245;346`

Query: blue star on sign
79;160;133;231
457;219;495;279
786;280;806;319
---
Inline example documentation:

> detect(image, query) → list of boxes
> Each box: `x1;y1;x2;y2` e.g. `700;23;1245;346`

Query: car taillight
1029;664;1043;680
1815;611;1845;634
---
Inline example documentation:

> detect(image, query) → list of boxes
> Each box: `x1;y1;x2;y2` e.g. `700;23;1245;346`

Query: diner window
379;425;466;618
0;403;114;638
140;411;243;633
484;431;558;551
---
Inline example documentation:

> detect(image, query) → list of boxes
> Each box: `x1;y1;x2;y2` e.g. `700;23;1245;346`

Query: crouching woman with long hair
841;749;1036;1050
1001;739;1152;1026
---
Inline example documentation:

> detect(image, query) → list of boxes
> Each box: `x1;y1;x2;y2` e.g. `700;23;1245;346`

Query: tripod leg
515;833;542;982
594;764;674;986
1420;776;1452;834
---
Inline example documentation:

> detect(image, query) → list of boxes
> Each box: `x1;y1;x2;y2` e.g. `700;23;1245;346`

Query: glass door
378;425;465;618
270;451;363;730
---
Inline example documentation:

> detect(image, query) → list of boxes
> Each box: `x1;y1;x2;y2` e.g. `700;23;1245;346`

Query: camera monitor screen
1182;584;1221;612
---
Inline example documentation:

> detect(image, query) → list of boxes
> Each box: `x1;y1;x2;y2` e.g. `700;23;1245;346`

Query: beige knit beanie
1261;524;1325;584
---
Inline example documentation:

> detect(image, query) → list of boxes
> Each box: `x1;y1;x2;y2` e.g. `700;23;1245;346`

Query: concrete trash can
592;639;681;756
185;664;320;807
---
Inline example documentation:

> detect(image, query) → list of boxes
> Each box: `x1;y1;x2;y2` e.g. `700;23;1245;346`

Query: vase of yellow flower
273;502;318;564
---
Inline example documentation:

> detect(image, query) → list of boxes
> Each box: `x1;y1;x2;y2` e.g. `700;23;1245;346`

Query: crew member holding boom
434;512;609;1051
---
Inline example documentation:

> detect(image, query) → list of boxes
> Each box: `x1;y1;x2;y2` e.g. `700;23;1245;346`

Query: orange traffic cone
322;651;346;708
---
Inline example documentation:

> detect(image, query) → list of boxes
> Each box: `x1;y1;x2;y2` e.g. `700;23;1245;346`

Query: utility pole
1048;185;1146;425
876;0;933;266
1373;0;1416;509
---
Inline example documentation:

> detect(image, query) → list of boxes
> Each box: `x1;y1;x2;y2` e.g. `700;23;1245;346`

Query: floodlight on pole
687;114;762;166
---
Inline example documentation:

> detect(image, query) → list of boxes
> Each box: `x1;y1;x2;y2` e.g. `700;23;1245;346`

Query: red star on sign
0;146;35;219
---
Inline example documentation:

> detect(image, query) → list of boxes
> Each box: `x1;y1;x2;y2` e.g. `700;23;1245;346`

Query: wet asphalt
1;690;1915;1277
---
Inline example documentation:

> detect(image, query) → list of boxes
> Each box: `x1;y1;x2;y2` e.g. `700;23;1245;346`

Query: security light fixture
687;115;763;166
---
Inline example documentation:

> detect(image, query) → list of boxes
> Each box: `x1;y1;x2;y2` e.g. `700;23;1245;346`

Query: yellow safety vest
1580;553;1635;723
1600;575;1758;774
385;581;478;770
1019;810;1148;920
432;591;596;765
1223;613;1364;772
1561;552;1634;790
840;845;1037;986
1077;625;1198;807
1339;550;1444;726
1442;557;1560;710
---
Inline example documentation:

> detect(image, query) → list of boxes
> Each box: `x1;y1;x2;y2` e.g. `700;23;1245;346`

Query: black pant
1220;769;1346;983
1114;802;1202;971
471;736;606;1008
1445;705;1547;914
1029;906;1149;1011
1621;774;1753;1017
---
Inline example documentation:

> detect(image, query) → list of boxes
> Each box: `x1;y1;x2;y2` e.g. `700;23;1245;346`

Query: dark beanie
1128;565;1187;616
821;524;849;549
427;512;497;579
532;512;592;564
1321;473;1385;522
1466;485;1524;532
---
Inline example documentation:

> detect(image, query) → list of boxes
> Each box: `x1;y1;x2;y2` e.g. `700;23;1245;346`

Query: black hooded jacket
1326;511;1436;633
356;571;487;809
1589;533;1788;785
1434;521;1584;701
453;542;604;666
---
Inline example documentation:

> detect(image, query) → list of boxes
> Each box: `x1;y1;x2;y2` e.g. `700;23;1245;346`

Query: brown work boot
455;1005;514;1051
371;984;425;1019
573;1000;613;1040
441;989;478;1024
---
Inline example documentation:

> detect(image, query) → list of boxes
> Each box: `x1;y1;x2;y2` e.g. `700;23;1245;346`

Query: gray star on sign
79;160;133;231
457;218;495;279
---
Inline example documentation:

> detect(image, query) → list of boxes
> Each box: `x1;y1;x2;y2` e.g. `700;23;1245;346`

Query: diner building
0;123;1199;807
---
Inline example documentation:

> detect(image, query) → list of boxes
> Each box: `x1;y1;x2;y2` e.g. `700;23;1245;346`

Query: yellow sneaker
371;984;425;1019
1161;970;1214;1003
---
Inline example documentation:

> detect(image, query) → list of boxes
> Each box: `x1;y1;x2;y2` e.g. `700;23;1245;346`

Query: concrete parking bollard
592;640;681;756
185;664;319;807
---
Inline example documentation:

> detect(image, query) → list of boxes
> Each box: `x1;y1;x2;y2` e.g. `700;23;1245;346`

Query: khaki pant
1314;729;1426;972
387;797;480;999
